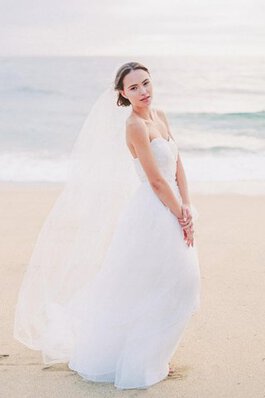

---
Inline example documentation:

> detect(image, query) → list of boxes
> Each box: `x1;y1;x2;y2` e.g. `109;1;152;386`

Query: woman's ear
119;90;127;99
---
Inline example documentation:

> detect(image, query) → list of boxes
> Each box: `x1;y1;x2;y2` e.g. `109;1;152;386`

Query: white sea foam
1;152;264;196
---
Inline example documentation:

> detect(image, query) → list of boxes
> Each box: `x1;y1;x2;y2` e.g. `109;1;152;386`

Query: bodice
133;137;179;184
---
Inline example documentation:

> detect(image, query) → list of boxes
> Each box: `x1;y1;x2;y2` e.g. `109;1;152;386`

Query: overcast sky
0;0;264;56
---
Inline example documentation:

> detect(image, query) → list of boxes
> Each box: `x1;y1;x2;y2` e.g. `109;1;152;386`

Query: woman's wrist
181;203;192;215
176;208;183;219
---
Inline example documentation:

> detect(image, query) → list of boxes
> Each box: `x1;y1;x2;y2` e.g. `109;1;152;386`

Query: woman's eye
144;81;149;85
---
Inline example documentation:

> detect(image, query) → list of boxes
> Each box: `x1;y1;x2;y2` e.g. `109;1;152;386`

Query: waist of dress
139;178;182;203
141;177;181;192
140;176;177;184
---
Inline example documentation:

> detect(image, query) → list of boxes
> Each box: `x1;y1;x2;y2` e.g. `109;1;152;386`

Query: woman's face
120;69;153;107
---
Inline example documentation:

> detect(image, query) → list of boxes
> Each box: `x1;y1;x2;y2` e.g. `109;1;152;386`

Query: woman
14;61;200;390
117;62;195;246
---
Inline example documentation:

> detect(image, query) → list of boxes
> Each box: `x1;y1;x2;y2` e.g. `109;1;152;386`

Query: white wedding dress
67;136;201;389
14;132;200;390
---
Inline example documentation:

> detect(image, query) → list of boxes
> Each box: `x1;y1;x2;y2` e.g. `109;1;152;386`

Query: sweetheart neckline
132;136;174;161
151;136;171;143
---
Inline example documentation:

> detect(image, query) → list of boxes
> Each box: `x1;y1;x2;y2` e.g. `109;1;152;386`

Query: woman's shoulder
125;113;146;132
155;108;175;141
155;107;167;120
125;115;147;147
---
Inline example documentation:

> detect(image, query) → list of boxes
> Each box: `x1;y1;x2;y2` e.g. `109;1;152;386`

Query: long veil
13;79;139;364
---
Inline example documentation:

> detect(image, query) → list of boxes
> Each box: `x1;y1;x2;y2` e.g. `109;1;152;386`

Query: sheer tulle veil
13;68;140;364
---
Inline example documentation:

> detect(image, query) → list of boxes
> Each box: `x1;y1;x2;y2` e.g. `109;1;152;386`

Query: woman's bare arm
157;109;191;206
126;119;183;219
175;153;191;206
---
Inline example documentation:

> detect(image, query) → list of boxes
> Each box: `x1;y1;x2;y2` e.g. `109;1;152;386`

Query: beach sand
1;182;264;398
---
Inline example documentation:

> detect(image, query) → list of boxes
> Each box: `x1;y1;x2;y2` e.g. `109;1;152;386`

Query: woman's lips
141;96;150;101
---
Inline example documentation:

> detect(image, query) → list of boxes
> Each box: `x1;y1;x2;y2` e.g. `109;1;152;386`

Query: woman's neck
132;107;154;122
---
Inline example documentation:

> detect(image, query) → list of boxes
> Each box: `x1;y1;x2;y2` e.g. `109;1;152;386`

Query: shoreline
0;180;264;196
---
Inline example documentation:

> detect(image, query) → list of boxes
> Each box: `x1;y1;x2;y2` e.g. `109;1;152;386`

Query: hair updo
114;62;151;107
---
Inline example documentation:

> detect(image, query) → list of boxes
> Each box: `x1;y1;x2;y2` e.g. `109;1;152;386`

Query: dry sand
1;182;264;398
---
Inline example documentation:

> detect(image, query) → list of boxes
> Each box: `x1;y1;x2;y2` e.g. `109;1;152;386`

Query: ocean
0;55;264;193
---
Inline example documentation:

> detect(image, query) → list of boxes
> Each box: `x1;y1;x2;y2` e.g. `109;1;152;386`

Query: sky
0;0;264;56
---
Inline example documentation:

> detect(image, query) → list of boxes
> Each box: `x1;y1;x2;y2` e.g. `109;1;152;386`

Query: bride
13;61;201;390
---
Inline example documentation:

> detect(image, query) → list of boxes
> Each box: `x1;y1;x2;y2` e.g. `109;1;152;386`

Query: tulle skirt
67;180;201;389
14;179;200;390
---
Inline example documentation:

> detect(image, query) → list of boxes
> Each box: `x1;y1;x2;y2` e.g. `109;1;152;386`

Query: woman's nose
139;86;147;95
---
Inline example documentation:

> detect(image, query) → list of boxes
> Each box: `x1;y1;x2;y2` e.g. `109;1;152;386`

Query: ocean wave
181;146;265;154
169;110;265;119
14;86;63;97
0;152;264;183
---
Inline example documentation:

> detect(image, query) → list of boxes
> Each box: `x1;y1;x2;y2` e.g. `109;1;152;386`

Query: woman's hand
183;225;194;247
178;204;193;229
177;204;194;247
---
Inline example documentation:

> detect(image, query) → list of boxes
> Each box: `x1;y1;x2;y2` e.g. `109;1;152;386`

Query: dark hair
114;62;151;107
